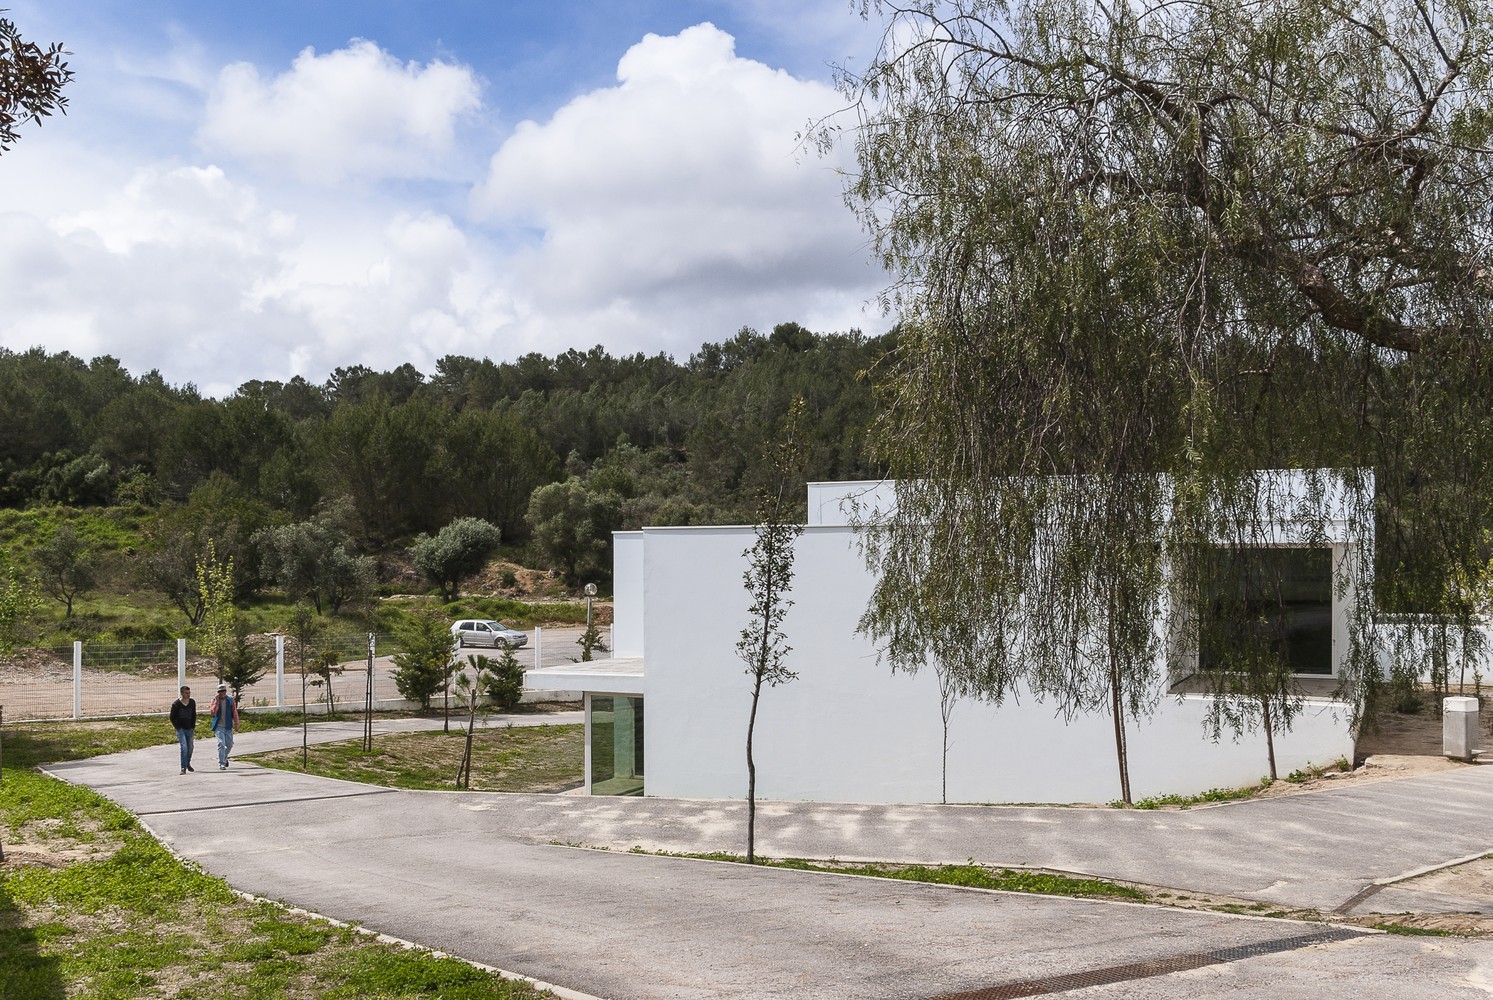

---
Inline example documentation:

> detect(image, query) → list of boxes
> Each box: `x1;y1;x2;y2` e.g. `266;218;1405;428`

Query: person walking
209;683;239;770
170;685;196;774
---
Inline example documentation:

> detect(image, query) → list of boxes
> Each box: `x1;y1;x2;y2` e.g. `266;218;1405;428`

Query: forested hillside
0;322;891;635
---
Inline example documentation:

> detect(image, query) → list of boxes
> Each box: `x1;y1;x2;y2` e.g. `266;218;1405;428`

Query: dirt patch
0;832;110;868
0;847;74;870
1399;855;1493;904
1251;753;1478;799
0;648;73;684
1241;701;1493;798
0;652;219;684
1357;701;1493;758
7;812;131;864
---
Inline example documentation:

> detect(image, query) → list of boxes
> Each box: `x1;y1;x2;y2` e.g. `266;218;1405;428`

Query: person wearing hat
208;683;240;770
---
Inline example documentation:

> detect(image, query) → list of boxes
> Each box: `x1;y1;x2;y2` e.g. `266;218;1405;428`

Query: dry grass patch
246;724;584;793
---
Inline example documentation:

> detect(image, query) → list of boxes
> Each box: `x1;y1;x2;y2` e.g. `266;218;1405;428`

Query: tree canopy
410;517;503;603
0;324;891;614
841;0;1493;795
0;13;71;154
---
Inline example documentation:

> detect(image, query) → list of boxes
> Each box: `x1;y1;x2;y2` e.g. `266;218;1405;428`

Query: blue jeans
214;727;234;767
175;727;194;769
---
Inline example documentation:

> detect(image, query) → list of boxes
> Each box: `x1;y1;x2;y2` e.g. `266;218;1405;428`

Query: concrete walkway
45;720;1493;999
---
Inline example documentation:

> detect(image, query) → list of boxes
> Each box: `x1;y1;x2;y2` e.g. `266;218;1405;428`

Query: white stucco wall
1376;618;1493;685
643;525;1354;804
611;532;645;658
806;480;895;526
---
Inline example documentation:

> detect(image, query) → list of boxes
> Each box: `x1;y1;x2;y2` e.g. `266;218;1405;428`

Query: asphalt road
47;723;1493;1000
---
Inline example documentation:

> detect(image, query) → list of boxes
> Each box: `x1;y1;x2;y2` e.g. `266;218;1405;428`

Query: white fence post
72;640;82;719
177;637;186;692
582;691;592;793
275;634;285;707
534;627;543;669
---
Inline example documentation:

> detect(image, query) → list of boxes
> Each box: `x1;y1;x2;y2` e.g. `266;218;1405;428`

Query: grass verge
1;721;555;999
628;850;1147;901
1116;757;1354;810
1122;783;1268;810
0;712;407;772
245;725;584;793
1371;921;1455;937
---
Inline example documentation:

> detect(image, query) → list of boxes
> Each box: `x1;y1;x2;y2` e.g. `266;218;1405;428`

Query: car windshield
483;621;513;631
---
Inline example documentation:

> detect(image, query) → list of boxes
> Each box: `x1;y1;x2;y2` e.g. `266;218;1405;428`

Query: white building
528;477;1362;803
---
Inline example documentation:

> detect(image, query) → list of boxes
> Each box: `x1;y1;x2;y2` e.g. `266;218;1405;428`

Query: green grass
1122;780;1271;810
0;712;401;771
1284;758;1352;784
436;597;597;629
3;717;187;771
632;850;1147;901
1209;901;1274;914
1;720;554;999
0;505;147;555
1116;757;1354;808
1372;922;1454;937
246;724;584;793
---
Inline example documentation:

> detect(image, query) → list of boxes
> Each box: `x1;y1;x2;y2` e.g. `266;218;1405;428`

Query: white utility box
1444;696;1480;762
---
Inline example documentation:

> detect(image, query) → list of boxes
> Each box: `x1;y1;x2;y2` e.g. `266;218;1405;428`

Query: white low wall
643;525;1353;804
1375;618;1493;686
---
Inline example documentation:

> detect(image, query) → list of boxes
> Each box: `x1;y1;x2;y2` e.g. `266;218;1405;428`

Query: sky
0;1;890;397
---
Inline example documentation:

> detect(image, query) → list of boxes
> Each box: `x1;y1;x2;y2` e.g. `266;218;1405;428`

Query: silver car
450;619;528;649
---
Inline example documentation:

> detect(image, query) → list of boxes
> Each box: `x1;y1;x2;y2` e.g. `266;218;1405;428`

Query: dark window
1200;547;1333;676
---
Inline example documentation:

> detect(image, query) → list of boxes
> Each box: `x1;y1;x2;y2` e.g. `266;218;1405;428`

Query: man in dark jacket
170;685;196;774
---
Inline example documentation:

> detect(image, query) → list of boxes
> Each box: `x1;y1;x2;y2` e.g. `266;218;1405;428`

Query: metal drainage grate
929;928;1367;999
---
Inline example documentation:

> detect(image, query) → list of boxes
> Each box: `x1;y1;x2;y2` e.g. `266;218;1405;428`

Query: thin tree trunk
938;672;955;805
746;675;763;864
363;636;375;753
459;695;478;789
1;705;6;864
1261;698;1278;781
1105;592;1133;805
1109;651;1131;805
941;719;949;805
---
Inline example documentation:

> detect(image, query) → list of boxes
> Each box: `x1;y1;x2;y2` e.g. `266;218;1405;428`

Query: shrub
481;646;525;710
391;610;455;711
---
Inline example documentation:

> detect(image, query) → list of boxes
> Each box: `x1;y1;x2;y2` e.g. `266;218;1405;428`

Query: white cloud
0;163;513;396
471;22;881;354
0;165;303;393
0;22;883;397
198;40;484;183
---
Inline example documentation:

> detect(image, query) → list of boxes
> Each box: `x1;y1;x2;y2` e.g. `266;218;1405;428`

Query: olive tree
254;500;374;614
829;0;1493;797
33;524;95;618
410;517;501;603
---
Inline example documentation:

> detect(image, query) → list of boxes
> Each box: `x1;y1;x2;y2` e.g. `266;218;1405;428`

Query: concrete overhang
525;657;644;696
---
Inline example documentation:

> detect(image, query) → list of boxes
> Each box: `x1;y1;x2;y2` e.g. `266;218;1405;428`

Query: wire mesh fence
0;625;595;722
